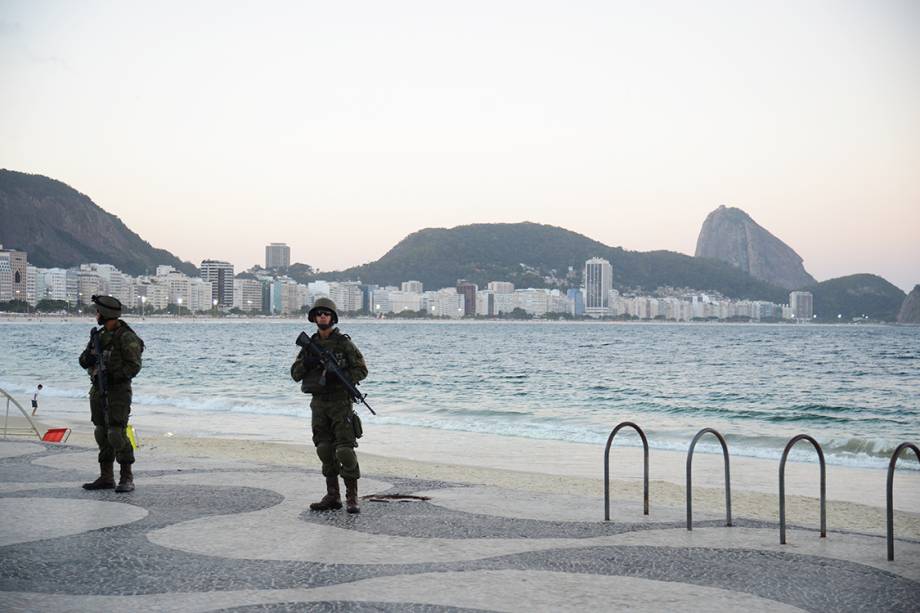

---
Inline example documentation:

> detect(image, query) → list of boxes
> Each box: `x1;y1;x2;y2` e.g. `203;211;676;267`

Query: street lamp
177;297;183;318
212;298;218;317
138;295;147;319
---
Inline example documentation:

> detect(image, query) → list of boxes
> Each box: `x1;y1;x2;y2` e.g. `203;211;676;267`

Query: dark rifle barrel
295;331;376;415
91;327;110;415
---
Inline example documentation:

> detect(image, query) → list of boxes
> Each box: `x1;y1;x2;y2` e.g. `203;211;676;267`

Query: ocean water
1;319;918;470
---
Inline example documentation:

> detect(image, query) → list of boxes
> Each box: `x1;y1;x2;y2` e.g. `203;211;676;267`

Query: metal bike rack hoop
887;442;920;561
779;433;826;544
604;421;649;521
686;427;732;530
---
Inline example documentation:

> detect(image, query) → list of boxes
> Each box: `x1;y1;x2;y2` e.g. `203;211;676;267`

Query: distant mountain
805;274;906;321
307;222;789;302
695;205;816;290
897;285;920;324
0;169;197;276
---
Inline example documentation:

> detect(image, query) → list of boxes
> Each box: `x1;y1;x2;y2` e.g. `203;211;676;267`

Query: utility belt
312;391;349;402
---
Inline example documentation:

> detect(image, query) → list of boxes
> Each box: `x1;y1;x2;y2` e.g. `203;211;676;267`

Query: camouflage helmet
308;297;339;324
91;294;122;320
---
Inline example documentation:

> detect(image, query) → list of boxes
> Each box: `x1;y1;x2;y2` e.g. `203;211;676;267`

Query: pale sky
1;0;918;290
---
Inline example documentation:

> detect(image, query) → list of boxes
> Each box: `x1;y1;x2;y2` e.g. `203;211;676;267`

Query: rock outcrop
897;285;920;323
0;169;196;276
695;205;816;290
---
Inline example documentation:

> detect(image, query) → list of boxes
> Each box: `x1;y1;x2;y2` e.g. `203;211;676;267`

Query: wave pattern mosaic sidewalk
1;440;918;612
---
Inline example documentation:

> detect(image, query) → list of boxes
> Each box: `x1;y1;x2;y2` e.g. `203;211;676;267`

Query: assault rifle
296;331;376;415
90;327;109;415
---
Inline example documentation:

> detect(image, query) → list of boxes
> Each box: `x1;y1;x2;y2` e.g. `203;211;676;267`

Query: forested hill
0;169;197;276
805;274;906;321
325;222;789;301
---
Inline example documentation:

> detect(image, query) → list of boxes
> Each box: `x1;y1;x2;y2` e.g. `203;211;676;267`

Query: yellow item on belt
126;425;140;450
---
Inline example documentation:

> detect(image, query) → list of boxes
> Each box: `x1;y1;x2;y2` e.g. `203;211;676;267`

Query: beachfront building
135;279;169;311
386;290;423;314
568;288;585;316
476;289;494;316
0;257;12;301
233;278;263;312
265;243;291;269
36;268;69;303
424;288;465;319
200;260;234;307
401;280;423;294
584;257;613;317
329;281;364;314
188;278;214;312
790;291;814;321
457;282;477;317
488;281;514;294
0;247;28;302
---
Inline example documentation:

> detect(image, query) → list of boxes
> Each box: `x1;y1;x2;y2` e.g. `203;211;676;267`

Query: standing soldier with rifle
78;295;144;492
291;297;369;513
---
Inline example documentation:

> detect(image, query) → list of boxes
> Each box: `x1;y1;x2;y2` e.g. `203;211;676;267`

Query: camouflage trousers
310;395;360;480
89;383;134;465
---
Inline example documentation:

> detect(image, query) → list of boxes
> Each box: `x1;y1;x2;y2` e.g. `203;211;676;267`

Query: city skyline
1;2;918;290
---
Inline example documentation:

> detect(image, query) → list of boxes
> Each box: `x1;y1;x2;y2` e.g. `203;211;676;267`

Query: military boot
344;477;360;514
309;475;342;511
115;463;135;493
82;461;115;490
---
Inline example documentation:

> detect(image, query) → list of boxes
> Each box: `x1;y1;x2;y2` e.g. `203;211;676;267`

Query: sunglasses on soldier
314;310;333;317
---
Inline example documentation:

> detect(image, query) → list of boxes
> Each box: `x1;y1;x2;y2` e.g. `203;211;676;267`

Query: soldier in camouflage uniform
78;295;144;493
291;297;368;513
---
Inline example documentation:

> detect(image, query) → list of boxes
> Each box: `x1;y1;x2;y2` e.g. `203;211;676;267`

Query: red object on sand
41;428;71;443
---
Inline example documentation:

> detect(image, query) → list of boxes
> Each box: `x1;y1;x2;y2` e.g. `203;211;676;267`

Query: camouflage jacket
78;320;145;386
290;328;367;394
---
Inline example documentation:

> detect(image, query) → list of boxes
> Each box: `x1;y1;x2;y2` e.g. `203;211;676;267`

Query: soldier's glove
80;353;97;368
303;355;322;369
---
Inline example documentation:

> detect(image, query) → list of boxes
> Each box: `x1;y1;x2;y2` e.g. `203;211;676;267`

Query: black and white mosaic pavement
1;440;917;612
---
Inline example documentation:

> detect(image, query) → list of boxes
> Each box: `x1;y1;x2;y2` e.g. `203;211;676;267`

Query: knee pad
315;441;336;463
335;446;359;477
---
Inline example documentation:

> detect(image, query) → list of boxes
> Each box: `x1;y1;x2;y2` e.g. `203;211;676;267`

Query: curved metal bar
1;388;41;440
779;433;826;544
686;427;732;530
604;421;649;521
887;442;920;561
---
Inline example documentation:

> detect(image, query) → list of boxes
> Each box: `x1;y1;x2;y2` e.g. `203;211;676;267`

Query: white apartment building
424;289;465;318
385;290;423;313
584;257;613;317
189;278;214;312
493;292;515;315
37;268;69;302
134;278;169;311
233;278;264;312
329;282;364;314
200;260;234;307
488;281;514;294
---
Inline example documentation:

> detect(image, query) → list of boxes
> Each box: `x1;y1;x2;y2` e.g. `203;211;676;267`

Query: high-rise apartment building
401;280;423;293
265;243;291;269
200;260;234;307
0;246;28;302
456;282;477;317
584;257;613;317
789;291;814;321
